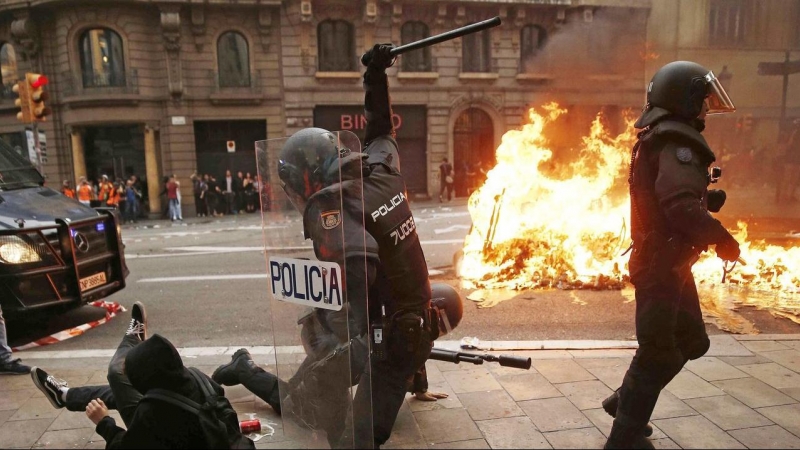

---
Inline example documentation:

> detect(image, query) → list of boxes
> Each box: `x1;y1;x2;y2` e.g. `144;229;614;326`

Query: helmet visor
704;71;736;115
281;180;307;213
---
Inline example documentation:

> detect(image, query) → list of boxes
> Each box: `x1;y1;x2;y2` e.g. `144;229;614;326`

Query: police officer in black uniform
260;43;443;448
603;61;741;449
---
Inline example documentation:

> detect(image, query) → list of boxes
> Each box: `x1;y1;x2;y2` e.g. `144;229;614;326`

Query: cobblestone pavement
2;335;800;449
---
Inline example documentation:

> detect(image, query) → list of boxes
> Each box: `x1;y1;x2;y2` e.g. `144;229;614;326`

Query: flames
458;104;800;330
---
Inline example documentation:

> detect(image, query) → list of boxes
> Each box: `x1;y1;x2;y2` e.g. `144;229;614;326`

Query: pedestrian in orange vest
77;177;93;207
61;180;76;199
99;175;114;205
106;179;121;208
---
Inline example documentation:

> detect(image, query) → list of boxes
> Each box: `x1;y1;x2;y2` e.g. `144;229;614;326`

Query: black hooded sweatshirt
96;334;221;449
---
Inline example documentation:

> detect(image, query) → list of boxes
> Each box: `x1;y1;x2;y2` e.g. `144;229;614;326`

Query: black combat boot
602;390;654;437
604;421;655;449
212;348;255;386
213;348;282;414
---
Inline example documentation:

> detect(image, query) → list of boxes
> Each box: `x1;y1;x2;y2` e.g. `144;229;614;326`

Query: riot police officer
603;61;741;449
219;43;441;448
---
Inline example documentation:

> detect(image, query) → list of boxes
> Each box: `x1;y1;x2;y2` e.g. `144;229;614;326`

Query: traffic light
27;73;50;122
11;73;50;124
12;80;32;123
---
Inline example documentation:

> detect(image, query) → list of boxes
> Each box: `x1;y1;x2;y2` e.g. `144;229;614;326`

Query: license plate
80;272;107;292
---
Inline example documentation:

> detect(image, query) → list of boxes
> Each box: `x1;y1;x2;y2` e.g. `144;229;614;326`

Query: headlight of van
0;236;42;264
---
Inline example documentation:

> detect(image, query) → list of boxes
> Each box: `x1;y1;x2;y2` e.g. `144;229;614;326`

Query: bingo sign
268;256;343;311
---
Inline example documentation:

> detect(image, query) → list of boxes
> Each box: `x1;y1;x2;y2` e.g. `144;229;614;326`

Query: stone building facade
3;0;794;214
646;0;800;164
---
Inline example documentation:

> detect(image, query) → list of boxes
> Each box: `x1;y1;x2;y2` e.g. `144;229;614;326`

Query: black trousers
266;307;431;449
612;249;710;434
350;346;432;448
64;334;142;428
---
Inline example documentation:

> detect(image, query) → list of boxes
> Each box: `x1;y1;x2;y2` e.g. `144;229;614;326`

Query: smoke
529;7;649;86
518;8;648;166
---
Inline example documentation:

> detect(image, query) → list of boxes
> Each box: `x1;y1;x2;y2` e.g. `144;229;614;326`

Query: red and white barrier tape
11;301;126;352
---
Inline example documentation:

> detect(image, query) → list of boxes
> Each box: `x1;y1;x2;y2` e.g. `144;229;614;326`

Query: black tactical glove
707;189;726;213
715;234;741;262
361;43;396;70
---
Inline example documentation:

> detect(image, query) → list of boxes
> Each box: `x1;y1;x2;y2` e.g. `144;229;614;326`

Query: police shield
255;130;374;448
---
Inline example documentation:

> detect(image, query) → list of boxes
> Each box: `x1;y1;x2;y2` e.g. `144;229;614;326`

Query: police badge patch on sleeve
321;210;342;229
676;147;693;164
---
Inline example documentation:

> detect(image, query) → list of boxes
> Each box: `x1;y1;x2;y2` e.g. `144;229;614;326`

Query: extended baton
429;348;532;370
361;16;502;66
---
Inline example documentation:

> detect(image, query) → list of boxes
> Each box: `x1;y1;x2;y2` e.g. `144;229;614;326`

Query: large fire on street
458;103;800;332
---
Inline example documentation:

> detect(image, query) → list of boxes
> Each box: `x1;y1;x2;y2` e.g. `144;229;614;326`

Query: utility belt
371;305;436;363
633;230;700;276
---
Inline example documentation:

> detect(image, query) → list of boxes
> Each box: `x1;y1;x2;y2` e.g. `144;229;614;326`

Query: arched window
520;25;547;72
318;20;355;72
462;24;491;73
79;28;126;88
401;21;431;72
1;42;18;96
217;31;251;87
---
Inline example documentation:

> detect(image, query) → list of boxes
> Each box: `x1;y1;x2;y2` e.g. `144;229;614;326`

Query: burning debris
458;104;800;329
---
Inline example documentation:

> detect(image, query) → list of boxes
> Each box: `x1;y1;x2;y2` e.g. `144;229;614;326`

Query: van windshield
0;139;44;191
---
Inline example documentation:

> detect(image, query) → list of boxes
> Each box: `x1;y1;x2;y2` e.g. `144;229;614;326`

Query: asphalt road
11;199;800;352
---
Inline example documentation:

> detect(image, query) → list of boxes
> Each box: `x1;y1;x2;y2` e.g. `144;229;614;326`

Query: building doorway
453;108;494;197
83;126;146;184
194;120;266;180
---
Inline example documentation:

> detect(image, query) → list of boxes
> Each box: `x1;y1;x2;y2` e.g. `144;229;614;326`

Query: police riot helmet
278;128;361;212
431;283;463;337
635;61;735;129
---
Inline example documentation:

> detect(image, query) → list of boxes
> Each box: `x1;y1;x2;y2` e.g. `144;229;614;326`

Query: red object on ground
240;418;261;434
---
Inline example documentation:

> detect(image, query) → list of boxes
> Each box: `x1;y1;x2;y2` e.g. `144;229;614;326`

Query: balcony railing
209;70;264;105
61;69;139;98
210;69;262;95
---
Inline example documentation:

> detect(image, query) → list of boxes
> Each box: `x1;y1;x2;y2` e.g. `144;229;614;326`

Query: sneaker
0;358;31;375
126;301;147;341
30;367;66;408
212;348;254;386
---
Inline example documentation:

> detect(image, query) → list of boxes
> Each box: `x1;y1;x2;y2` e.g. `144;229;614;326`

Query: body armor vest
629;120;714;245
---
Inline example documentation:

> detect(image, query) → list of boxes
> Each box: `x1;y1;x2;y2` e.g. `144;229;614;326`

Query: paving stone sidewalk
2;334;800;449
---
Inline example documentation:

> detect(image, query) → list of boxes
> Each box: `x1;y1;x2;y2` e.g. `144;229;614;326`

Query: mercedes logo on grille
74;232;90;253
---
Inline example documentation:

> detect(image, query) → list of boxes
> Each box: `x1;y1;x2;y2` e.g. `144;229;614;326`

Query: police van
0;138;127;319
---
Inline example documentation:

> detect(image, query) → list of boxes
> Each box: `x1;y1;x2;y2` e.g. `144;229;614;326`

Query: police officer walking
603;61;741;449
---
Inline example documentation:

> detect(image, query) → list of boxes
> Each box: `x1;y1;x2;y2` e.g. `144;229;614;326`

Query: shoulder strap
650;120;715;162
189;367;217;399
144;388;202;415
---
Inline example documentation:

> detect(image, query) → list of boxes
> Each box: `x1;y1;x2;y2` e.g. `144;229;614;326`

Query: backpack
143;368;255;449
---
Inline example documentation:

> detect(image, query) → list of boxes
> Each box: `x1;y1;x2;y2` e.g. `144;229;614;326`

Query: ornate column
300;0;313;73
144;125;162;214
67;126;86;184
363;0;377;52
160;6;183;97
